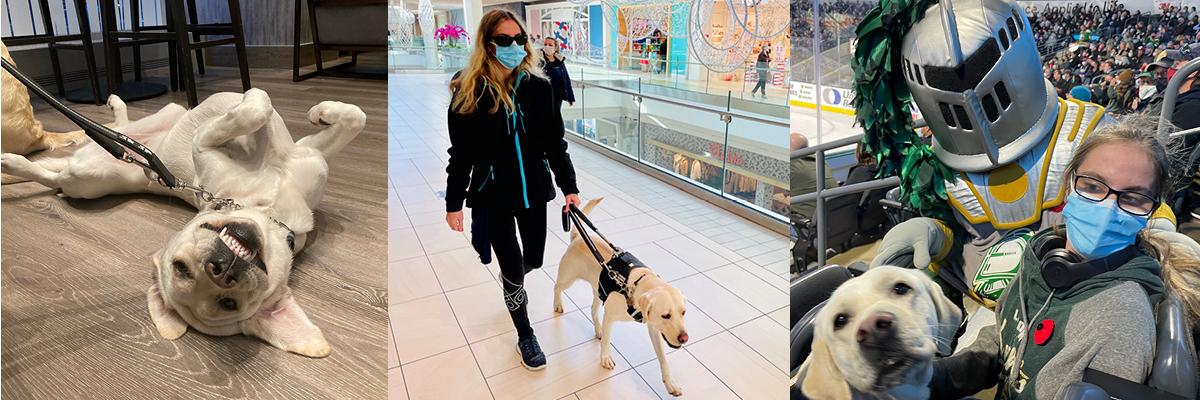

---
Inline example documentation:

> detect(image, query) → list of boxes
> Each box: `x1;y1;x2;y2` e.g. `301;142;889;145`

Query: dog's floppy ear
636;289;657;316
147;250;188;340
917;270;963;354
240;288;331;358
801;336;852;400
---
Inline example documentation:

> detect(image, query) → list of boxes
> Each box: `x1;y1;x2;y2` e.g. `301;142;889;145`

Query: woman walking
752;43;771;98
540;37;576;110
444;9;581;370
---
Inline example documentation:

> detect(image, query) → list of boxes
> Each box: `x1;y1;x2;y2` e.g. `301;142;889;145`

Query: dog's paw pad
600;355;616;369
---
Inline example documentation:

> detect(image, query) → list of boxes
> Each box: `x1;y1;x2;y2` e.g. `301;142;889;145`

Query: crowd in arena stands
1028;1;1200;117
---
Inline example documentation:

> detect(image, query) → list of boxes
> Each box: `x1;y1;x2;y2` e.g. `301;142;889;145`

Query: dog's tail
570;197;604;241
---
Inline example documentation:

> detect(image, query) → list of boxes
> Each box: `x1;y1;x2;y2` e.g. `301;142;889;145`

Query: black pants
487;203;547;339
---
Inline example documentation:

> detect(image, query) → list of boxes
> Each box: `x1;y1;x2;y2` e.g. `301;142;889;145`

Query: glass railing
387;39;469;72
561;75;790;220
560;54;791;106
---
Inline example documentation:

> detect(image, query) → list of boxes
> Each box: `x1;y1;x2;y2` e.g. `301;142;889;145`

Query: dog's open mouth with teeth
199;221;268;288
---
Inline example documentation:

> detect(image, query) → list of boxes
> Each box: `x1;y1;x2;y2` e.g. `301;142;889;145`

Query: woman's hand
563;193;581;213
446;211;464;232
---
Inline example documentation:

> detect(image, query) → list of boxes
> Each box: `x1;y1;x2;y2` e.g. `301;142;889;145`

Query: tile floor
387;73;789;400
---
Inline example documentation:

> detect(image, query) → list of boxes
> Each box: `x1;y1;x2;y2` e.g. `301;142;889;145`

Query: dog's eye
893;283;912;295
681;310;686;316
172;261;192;278
833;314;849;329
218;298;238;311
662;314;671;320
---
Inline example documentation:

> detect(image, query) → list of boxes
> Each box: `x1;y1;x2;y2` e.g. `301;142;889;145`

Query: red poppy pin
1034;319;1054;345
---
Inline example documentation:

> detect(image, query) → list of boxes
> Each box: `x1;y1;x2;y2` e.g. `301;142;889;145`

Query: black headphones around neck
1030;230;1139;289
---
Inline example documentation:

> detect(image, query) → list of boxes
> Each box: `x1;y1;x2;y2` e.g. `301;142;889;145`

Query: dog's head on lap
804;266;962;399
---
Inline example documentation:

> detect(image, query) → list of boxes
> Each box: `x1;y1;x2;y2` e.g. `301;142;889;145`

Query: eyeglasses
1072;175;1159;216
490;34;528;47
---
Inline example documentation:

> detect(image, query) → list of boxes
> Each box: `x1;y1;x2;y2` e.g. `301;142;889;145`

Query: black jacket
445;72;579;212
541;53;576;104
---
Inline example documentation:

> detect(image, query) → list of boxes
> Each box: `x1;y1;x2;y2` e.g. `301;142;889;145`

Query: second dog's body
553;198;690;396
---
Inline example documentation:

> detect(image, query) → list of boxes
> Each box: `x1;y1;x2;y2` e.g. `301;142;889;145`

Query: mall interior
387;0;790;398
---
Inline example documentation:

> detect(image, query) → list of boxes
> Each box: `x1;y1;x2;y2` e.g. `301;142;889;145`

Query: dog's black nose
856;312;896;344
206;261;239;288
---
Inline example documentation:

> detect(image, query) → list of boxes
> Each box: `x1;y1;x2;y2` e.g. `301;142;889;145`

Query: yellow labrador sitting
800;266;962;399
553;198;690;396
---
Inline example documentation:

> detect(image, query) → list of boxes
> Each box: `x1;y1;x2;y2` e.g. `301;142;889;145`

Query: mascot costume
855;0;1179;307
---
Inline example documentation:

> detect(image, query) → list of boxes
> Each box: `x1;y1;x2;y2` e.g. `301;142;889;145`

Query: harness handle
566;204;620;264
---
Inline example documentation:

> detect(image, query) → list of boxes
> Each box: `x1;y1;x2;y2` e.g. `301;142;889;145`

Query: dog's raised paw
600;354;616;369
308;101;350;126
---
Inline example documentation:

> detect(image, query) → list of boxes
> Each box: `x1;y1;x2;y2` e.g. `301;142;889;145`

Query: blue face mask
494;43;527;69
1061;192;1149;259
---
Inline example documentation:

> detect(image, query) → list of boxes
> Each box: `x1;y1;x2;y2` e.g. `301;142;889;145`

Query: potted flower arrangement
435;24;469;49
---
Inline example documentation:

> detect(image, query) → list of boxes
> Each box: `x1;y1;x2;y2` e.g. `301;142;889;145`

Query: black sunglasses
490;34;528;47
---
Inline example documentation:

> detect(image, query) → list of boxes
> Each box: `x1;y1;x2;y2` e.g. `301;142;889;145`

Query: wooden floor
2;66;387;399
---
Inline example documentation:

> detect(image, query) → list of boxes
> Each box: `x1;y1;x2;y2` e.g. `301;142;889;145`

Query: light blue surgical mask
494;43;527;69
1061;192;1149;259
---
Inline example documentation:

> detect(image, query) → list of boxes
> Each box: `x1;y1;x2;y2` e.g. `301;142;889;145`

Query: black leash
565;204;651;321
1;59;292;238
2;58;245;208
565;203;620;264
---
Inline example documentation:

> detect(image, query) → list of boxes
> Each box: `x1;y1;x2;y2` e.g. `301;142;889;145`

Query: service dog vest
597;252;650;322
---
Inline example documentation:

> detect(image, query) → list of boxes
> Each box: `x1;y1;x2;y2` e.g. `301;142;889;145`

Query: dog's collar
209;201;297;251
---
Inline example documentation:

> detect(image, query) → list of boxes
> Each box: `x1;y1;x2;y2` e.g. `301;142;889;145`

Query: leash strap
1;58;178;188
566;204;619;263
1;58;245;211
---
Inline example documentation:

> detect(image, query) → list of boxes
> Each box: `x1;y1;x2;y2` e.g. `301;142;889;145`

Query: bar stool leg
75;0;103;104
100;0;123;97
228;0;251;90
37;0;68;96
168;0;198;106
187;0;205;75
131;0;143;81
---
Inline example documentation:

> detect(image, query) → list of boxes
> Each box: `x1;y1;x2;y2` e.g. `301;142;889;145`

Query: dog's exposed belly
4;89;365;357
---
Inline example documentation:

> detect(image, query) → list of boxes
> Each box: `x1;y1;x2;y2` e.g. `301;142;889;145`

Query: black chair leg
228;0;251;90
75;0;103;104
168;0;198;107
187;0;205;75
292;0;302;82
47;44;66;96
131;0;143;81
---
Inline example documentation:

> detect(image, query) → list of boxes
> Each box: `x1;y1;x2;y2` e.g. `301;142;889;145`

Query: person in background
1069;84;1093;102
540;37;576;110
656;30;669;74
444;9;582;371
788;133;837;219
751;43;771;99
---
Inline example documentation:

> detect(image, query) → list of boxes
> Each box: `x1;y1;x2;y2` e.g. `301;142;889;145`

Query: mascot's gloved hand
869;217;954;270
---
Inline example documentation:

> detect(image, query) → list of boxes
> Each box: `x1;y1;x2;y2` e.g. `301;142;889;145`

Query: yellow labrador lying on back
799;266;962;399
553;198;690;396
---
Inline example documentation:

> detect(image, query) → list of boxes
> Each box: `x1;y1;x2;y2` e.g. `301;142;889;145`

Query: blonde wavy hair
1144;232;1200;324
449;9;546;115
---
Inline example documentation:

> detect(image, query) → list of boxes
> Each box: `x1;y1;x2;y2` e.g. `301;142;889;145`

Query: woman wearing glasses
444;9;581;370
929;116;1177;399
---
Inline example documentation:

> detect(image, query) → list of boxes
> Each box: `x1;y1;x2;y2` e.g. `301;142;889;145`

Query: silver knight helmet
901;0;1058;172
